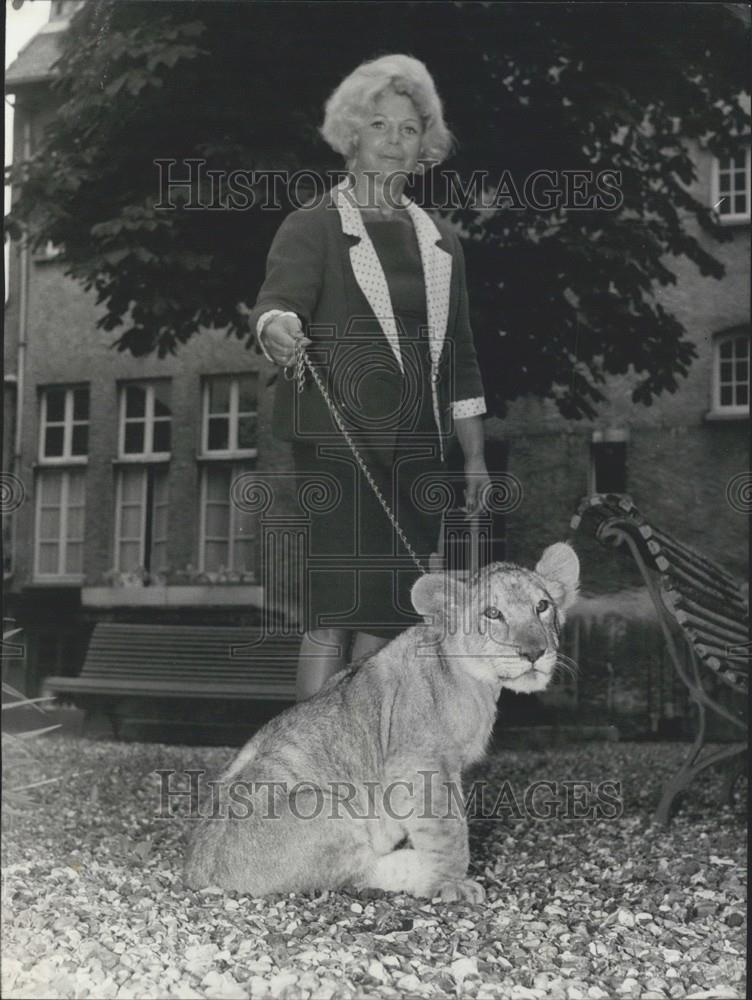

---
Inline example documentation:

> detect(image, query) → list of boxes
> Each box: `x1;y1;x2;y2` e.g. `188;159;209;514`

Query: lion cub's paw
436;878;486;904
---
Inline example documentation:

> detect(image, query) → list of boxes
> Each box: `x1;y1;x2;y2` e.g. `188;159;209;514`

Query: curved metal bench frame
571;493;748;825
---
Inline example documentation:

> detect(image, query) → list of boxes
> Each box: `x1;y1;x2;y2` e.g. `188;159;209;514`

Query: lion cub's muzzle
499;648;557;691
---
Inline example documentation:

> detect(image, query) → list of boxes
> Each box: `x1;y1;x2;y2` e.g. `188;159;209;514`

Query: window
34;468;85;578
202;374;258;455
199;465;257;575
118;381;171;458
197;375;259;577
114;380;171;574
712;147;751;223
590;431;628;494
114;465;169;573
39;386;89;463
34;386;88;580
713;329;750;416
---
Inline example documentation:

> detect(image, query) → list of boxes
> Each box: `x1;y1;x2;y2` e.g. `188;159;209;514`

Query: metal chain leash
284;341;428;575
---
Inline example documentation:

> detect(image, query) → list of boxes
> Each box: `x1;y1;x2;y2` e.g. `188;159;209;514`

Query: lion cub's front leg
360;768;485;902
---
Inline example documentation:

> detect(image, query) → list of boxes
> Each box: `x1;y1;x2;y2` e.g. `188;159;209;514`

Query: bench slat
663;588;750;636
47;676;296;699
666;605;749;649
688;637;748;663
684;625;750;661
68;671;297;682
649;527;745;591
662;561;748;621
47;624;302;705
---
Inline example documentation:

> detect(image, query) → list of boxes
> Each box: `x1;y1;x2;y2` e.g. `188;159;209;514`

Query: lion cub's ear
534;542;580;612
411;572;467;622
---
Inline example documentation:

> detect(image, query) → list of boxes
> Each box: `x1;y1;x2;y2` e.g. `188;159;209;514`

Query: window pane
735;360;748;381
206;503;230;537
233;539;255;574
153;420;171;453
44;426;65;457
125;385;146;418
720;386;733;405
39;471;62;504
73;388;89;421
46;388;65;422
67;506;84;540
208;377;231;414
68;470;86;504
38;542;59;574
152;489;168;539
153;382;172;418
121;505;143;537
235;509;255;539
206;467;231;501
119;541;141;572
720;362;732;382
238;374;258;413
153;467;169;504
151;540;168;572
125;422;145;453
737;385;748;406
734;194;746;214
65;543;83;576
121;467;144;502
71;424;88;456
208;417;229;451
40;507;61;539
237;416;257;450
204;540;228;572
719;340;733;359
152;508;168;545
735;336;748;357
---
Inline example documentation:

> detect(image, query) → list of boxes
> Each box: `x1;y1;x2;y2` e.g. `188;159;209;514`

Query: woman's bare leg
296;628;351;702
350;631;392;663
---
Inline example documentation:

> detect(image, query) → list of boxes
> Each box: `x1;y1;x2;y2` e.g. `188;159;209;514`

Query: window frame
113;463;169;573
38;385;89;466
200;374;258;459
33;466;86;582
712;329;750;417
711;146;751;225
198;462;257;577
117;380;172;461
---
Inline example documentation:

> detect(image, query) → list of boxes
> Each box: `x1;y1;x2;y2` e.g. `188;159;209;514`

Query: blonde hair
320;54;455;169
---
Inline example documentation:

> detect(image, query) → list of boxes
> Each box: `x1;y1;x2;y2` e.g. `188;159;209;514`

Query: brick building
4;4;749;737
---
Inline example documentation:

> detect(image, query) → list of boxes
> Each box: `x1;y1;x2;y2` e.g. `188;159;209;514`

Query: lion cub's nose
520;647;545;664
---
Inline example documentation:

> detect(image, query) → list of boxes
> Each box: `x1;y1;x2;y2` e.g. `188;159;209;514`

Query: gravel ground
1;737;747;1000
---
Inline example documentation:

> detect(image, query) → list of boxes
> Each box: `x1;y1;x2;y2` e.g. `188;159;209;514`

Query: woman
248;54;490;700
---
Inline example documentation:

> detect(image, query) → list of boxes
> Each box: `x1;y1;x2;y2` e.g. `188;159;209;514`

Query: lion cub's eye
536;599;550;614
483;606;502;620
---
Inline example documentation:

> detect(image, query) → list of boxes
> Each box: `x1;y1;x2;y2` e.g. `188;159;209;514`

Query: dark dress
291;217;446;638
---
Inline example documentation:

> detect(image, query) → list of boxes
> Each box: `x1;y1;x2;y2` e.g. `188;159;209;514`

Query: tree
7;1;749;419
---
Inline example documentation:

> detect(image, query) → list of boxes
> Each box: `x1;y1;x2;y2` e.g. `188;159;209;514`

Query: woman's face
350;88;424;179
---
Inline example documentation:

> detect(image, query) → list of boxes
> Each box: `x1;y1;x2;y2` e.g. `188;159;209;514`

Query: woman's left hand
463;456;491;517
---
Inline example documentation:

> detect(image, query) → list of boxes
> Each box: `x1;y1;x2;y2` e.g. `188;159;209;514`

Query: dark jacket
248;181;486;462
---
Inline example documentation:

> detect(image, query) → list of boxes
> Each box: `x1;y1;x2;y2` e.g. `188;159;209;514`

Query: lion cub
184;543;579;901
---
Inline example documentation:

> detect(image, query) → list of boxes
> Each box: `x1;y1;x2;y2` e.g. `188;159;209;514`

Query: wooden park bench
571;493;748;825
46;623;301;741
